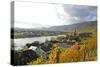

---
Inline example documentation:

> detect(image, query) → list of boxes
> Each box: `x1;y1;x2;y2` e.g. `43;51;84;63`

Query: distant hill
13;21;97;32
48;21;97;32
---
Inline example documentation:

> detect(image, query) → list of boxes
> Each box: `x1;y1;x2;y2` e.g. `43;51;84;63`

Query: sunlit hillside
27;25;97;64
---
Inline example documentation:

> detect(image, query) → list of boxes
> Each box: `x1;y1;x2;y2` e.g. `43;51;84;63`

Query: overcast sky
14;2;97;28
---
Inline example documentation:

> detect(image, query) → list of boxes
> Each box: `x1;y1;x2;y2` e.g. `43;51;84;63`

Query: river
12;35;66;50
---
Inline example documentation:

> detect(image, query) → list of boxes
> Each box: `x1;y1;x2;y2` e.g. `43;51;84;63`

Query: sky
14;2;97;28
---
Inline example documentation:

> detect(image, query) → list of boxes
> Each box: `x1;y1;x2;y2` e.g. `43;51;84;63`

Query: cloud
63;4;97;24
14;2;97;28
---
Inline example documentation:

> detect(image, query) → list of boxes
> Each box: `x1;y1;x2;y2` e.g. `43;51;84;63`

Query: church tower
73;28;77;36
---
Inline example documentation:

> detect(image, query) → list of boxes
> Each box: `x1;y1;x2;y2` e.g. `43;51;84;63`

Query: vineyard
27;30;97;64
